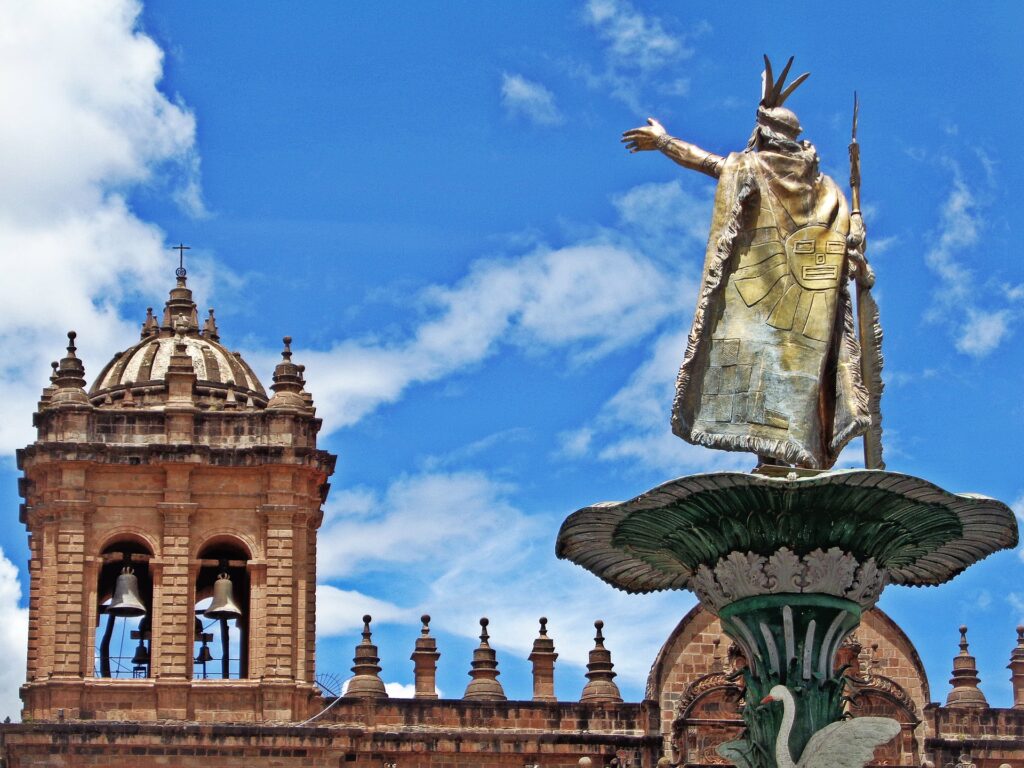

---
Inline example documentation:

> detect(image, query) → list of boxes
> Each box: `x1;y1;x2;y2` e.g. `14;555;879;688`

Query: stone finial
38;361;60;408
411;614;440;699
580;620;622;704
121;380;136;408
202;308;220;341
267;336;308;410
346;615;388;699
1008;625;1024;708
50;331;90;405
463;617;506;701
529;617;558;702
946;625;988;708
141;307;159;338
297;364;315;409
161;274;199;333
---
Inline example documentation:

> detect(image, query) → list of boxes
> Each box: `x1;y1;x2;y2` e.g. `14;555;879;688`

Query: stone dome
88;275;269;409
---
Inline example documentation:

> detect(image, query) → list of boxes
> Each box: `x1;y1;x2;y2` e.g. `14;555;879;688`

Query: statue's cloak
671;149;870;468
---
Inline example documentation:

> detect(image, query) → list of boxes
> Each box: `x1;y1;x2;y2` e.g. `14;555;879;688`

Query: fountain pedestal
557;470;1017;768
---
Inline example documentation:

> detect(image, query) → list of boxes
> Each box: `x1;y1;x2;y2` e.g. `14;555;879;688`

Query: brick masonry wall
0;700;663;768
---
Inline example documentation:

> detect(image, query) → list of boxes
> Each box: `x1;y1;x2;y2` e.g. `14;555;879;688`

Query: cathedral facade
3;277;1022;767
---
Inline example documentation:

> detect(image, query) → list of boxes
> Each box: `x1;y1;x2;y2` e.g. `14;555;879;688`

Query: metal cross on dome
171;243;190;278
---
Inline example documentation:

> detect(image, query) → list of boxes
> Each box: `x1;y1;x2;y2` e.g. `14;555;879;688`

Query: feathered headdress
756;55;810;138
760;55;809;109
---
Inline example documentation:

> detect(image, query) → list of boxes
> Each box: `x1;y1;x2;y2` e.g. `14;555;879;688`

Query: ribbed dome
88;275;268;409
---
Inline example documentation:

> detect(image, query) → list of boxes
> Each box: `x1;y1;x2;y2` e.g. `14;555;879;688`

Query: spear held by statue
849;91;885;470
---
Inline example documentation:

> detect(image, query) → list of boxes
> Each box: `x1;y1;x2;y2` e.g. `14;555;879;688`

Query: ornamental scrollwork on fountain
690;546;888;614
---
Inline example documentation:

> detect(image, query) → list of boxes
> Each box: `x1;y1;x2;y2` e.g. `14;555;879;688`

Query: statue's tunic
672;149;870;468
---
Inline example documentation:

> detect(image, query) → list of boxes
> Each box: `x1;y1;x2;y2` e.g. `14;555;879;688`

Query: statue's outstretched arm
622;118;724;179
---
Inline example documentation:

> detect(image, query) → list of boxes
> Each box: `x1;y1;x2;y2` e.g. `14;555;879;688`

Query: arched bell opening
193;541;249;680
94;540;153;679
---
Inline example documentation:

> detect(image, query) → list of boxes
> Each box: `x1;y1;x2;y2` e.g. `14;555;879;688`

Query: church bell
195;642;214;664
107;566;147;617
204;572;242;621
131;639;150;666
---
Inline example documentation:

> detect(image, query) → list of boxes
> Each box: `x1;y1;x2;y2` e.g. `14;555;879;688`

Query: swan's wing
798;717;901;768
717;738;755;768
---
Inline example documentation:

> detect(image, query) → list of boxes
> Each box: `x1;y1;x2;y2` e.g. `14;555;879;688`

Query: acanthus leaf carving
765;546;803;593
803;546;857;595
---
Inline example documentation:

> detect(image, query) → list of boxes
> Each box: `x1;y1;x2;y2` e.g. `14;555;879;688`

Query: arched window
193;541;249;679
94;540;153;679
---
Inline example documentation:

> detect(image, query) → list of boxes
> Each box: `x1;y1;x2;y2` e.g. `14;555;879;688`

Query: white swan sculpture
761;685;901;768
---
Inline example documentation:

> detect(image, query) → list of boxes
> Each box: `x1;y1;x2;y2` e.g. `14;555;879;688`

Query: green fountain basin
556;470;1017;597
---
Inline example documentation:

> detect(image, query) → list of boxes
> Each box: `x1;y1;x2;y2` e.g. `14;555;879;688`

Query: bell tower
17;271;335;722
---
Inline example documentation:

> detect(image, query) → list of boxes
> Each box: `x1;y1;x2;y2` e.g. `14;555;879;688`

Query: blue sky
1;0;1023;717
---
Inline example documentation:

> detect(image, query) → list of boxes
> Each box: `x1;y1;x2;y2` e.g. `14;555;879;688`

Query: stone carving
765;547;805;592
744;685;901;768
689;547;887;613
716;551;769;601
803;547;858;595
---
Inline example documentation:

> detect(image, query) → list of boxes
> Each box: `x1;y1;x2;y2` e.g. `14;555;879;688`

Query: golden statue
623;56;883;470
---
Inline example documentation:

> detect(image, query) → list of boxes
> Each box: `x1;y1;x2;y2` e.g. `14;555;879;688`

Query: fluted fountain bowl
556;469;1017;612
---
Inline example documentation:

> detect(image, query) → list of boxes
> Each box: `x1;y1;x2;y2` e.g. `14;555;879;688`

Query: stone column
262;505;298;681
411;615;440;699
1008;626;1024;708
153;464;195;720
51;498;89;681
529;617;557;702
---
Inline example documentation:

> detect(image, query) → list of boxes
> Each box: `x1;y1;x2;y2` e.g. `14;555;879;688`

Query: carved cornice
846;672;919;718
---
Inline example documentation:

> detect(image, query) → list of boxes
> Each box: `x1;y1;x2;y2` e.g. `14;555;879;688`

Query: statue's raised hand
621;117;668;153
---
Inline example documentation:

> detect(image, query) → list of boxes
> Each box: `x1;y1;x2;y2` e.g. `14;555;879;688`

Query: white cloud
589;330;751;474
291;241;681;433
338;680;443;699
316;585;412;636
501;73;564;126
579;0;707;110
584;0;689;71
317;470;693;687
1009;592;1024;620
922;162;1017;359
318;472;538;581
956;308;1011;357
384;682;416;698
0;0;205;453
0;549;28;720
612;179;713;247
924;173;978;305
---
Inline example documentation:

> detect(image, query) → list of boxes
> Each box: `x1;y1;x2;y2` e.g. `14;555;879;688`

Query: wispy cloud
317;585;413;635
0;550;28;719
501;73;564;126
285;239;682;434
585;0;690;71
563;329;751;475
0;0;208;453
923;161;1016;358
578;0;708;111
